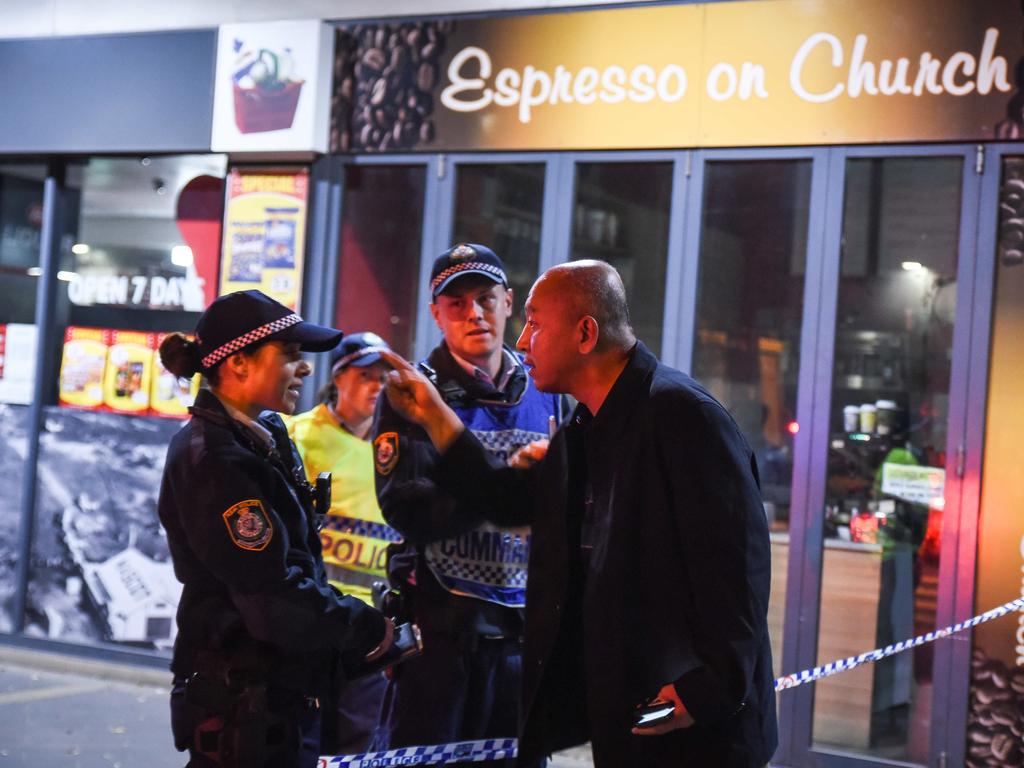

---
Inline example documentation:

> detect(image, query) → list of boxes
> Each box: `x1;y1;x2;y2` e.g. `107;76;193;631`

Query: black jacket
434;343;778;767
158;389;385;692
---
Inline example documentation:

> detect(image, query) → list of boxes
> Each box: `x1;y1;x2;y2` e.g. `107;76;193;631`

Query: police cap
196;290;343;371
330;332;392;375
429;243;508;299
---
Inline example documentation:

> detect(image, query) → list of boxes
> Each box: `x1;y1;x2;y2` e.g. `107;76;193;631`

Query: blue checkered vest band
422;381;558;608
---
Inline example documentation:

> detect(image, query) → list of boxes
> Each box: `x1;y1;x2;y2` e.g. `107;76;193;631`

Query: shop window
336;165;426;357
23;156;225;651
690;159;812;677
812;156;962;763
570;162;672;355
0;163;46;633
450;164;545;344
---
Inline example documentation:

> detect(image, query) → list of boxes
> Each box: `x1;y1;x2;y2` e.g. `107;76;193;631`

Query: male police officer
373;244;560;765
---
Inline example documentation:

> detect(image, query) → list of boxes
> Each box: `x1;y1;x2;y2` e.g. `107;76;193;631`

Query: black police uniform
160;388;386;768
373;343;559;766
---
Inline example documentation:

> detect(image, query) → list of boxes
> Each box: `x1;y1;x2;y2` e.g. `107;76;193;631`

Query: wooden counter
769;533;913;749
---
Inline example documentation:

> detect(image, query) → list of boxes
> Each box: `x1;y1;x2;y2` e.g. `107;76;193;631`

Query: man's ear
429;300;442;330
503;287;513;318
578;315;600;354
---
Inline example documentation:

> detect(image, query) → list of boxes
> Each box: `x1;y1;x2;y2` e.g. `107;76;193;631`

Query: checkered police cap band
430;262;507;294
201;313;302;369
331;345;390;375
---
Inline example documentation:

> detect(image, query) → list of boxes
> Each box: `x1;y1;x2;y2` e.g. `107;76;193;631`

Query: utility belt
171;649;324;767
389;566;524;642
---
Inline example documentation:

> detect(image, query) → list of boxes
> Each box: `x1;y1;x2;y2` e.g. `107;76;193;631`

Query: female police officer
157;290;394;768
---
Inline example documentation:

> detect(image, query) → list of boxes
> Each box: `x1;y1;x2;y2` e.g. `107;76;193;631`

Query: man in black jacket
379;260;777;768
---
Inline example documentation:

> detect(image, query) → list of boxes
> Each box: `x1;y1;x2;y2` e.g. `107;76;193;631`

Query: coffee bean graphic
331;20;453;152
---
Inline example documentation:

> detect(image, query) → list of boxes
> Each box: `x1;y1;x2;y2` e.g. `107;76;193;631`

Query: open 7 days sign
330;0;1024;152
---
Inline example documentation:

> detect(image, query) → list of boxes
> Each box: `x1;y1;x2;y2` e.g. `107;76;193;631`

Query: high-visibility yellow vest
287;403;400;606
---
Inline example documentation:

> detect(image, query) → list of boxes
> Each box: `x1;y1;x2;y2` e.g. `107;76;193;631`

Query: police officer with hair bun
158;289;394;768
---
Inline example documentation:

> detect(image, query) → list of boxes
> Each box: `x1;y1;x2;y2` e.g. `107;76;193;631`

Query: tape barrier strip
774;596;1024;692
319;738;517;767
319;598;1024;767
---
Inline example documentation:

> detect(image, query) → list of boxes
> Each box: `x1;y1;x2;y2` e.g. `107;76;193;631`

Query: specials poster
219;168;309;311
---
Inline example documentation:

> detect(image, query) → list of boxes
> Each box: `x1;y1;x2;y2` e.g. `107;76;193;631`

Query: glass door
569;161;674;355
335;162;428;357
0;162;47;632
687;152;820;697
446;161;547;345
788;146;982;768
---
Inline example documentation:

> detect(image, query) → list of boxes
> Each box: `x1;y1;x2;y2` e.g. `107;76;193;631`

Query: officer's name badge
223;499;273;551
374;432;399;476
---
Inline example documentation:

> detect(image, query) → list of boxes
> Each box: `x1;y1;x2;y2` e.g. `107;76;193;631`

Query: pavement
0;645;594;767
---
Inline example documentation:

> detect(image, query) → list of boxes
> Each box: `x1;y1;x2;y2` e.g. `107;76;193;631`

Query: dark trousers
322;671;388;756
378;629;540;767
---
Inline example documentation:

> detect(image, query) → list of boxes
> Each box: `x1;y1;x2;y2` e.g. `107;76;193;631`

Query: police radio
314;472;331;516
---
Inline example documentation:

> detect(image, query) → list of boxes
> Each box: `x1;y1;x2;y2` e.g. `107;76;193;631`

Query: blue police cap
429;243;508;299
195;290;342;371
329;332;392;375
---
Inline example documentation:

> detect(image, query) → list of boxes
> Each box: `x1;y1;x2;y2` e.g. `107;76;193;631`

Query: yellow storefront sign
344;0;1024;151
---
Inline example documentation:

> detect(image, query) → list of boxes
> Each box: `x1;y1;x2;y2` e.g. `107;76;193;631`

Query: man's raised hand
378;349;465;452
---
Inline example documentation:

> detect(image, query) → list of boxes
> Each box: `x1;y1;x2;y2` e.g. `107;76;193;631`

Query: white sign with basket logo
211;20;334;153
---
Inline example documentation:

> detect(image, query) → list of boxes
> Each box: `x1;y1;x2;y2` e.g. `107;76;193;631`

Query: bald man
380;261;777;768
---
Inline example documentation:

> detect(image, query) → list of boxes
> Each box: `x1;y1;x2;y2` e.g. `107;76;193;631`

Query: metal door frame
783;143;983;768
674;146;831;765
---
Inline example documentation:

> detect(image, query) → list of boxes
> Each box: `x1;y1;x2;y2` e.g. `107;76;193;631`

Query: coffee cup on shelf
875;399;897;435
843;405;860;433
859;403;877;434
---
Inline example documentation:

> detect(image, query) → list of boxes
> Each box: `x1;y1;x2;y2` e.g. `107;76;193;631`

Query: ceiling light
901;261;923;271
171;245;194;267
71;243;90;255
57;271;77;282
26;267;41;277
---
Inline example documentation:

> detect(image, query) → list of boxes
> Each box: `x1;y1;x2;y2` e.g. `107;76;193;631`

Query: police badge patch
450;243;476;261
374;432;399;475
223;499;273;551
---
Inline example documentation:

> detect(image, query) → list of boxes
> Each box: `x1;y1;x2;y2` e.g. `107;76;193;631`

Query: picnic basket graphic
231;41;304;134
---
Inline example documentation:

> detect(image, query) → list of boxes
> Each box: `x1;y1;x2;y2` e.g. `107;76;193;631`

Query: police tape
320;597;1024;767
774;596;1024;691
318;738;517;767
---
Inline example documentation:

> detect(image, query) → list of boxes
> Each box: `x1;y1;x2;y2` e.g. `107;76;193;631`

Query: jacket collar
571;341;657;437
426;342;527;404
190;388;286;452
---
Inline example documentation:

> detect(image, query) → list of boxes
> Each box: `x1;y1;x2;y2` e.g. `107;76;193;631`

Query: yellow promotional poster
220;169;309;311
149;333;200;419
58;327;109;410
103;330;155;414
336;0;1024;152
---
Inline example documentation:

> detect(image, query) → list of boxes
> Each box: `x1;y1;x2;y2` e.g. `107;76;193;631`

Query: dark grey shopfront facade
2;3;1024;768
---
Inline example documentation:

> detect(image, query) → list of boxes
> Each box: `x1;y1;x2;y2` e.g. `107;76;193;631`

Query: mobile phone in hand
633;696;676;728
